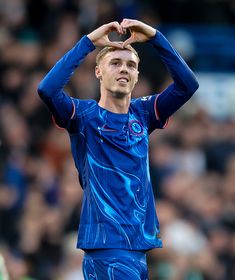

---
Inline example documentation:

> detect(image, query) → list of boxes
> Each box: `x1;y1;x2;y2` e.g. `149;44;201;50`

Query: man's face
96;49;139;97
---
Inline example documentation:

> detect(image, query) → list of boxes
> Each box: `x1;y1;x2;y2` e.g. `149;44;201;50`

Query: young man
38;19;199;279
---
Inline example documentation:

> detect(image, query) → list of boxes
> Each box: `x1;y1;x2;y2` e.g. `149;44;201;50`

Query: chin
112;90;130;99
112;85;131;95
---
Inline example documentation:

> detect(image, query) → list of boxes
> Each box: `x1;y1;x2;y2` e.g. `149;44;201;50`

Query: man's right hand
87;22;124;49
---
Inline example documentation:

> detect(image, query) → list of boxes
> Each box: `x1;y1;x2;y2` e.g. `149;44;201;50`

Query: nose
120;63;128;73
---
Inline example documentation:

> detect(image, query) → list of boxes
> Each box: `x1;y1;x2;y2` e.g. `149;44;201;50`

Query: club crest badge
129;120;144;136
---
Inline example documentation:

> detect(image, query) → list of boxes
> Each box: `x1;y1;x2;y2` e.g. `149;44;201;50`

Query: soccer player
38;19;199;279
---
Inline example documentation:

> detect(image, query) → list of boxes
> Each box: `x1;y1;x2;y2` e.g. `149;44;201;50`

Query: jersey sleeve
62;98;96;134
138;95;169;133
131;95;167;134
145;30;199;127
148;30;199;99
37;35;96;130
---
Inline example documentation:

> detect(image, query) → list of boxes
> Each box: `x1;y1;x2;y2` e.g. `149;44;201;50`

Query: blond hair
96;44;140;65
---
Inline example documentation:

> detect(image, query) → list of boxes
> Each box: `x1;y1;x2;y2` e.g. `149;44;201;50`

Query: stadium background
0;0;235;279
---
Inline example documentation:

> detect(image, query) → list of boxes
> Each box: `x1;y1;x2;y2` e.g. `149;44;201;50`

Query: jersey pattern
37;31;199;251
68;97;164;250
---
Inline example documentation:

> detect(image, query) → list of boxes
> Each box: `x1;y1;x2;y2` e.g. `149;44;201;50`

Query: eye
111;61;120;66
128;63;136;69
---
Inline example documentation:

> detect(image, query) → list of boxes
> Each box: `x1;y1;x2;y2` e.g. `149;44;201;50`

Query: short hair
96;44;140;65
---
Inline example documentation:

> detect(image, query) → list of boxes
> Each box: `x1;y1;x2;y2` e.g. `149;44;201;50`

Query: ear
95;66;102;80
135;70;139;84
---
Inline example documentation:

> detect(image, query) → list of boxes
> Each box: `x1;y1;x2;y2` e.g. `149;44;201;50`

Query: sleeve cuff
148;30;159;44
83;35;96;51
148;30;165;47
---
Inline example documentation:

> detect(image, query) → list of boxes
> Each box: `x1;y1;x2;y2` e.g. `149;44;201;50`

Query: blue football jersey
66;97;165;250
38;31;198;251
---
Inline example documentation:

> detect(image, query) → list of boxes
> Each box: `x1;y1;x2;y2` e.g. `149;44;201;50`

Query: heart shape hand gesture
87;19;156;48
121;19;156;47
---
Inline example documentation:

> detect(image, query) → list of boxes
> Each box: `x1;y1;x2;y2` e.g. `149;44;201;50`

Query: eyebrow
109;58;137;66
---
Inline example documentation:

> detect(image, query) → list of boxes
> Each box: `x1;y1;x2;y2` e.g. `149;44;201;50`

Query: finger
122;36;135;47
122;27;127;34
107;21;123;35
120;18;130;25
121;19;138;29
120;18;129;29
106;41;124;49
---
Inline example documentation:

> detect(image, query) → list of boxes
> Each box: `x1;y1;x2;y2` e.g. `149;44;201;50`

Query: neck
98;89;131;114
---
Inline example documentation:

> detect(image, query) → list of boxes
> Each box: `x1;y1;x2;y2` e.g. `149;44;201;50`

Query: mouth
117;77;129;83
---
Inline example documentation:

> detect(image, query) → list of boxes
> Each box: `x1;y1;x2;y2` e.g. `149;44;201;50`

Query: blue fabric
83;249;148;280
69;98;163;250
38;36;95;128
37;30;199;251
38;33;199;131
149;31;199;122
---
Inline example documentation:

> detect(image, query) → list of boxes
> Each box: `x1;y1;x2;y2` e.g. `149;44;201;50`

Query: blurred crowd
0;0;235;279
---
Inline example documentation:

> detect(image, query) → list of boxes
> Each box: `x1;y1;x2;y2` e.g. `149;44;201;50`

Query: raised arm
38;36;95;128
148;30;199;120
38;22;124;128
121;19;199;121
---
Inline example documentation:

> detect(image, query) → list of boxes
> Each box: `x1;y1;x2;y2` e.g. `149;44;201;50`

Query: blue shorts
83;249;149;280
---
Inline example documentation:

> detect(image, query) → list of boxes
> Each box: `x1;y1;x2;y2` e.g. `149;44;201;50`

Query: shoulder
71;98;97;117
130;95;155;112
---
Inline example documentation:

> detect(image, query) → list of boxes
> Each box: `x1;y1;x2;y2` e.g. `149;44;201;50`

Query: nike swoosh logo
100;124;118;132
